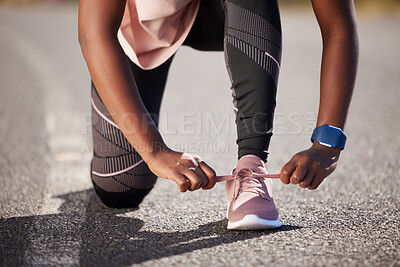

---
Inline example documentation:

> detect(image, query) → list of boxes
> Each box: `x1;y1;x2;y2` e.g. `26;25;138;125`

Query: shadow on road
0;189;301;265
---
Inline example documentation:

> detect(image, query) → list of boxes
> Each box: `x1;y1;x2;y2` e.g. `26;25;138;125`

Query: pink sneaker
226;155;281;230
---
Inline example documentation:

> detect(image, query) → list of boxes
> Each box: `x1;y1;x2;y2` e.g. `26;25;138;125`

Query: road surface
0;3;399;266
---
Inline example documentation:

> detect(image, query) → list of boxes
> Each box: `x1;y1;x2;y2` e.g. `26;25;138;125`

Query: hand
280;141;341;190
147;149;217;192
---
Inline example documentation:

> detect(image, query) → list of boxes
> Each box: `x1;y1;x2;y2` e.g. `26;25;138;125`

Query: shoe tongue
236;155;267;174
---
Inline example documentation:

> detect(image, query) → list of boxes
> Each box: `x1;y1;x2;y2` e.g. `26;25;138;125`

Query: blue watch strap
311;125;347;150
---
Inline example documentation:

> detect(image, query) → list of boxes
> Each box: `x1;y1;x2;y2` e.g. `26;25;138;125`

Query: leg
223;0;283;230
222;0;282;162
184;0;281;161
183;0;225;51
182;0;282;230
90;55;174;208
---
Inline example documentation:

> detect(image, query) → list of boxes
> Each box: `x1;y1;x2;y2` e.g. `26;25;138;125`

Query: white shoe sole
226;203;282;230
227;214;282;230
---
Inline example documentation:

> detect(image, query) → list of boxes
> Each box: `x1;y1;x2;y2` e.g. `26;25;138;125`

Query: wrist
311;124;347;150
140;142;171;164
311;140;341;154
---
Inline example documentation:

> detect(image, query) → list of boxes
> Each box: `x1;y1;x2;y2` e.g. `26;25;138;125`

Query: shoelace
217;168;280;200
216;169;280;182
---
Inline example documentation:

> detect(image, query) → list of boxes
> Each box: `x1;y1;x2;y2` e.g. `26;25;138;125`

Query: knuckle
281;168;290;177
176;179;186;186
281;171;288;178
192;180;201;187
292;175;300;181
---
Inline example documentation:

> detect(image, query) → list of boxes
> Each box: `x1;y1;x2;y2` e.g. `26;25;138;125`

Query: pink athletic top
117;0;201;70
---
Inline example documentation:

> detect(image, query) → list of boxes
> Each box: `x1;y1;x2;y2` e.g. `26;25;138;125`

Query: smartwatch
311;125;347;150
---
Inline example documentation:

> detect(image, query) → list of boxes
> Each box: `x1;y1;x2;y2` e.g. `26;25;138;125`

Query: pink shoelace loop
232;168;270;200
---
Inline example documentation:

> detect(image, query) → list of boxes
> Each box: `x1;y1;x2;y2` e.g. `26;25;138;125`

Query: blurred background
1;0;400;12
1;0;399;266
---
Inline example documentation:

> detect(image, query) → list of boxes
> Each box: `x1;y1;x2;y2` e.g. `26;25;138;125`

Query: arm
78;0;216;191
280;0;359;189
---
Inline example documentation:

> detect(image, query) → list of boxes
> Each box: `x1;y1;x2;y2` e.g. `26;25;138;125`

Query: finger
280;160;297;184
182;169;202;191
290;164;308;184
173;173;189;192
199;161;217;190
308;171;324;190
299;169;314;188
192;166;208;189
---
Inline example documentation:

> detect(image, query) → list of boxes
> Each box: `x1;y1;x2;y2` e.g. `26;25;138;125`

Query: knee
92;180;153;209
90;161;157;208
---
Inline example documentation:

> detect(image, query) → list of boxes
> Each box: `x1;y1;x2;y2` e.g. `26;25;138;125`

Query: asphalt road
0;3;399;266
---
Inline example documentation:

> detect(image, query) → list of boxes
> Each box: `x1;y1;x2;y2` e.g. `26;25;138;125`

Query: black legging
90;0;282;208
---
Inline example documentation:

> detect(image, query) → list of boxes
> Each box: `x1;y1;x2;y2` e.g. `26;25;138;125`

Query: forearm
316;32;359;129
80;37;168;162
77;0;217;192
280;1;359;189
312;0;359;130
